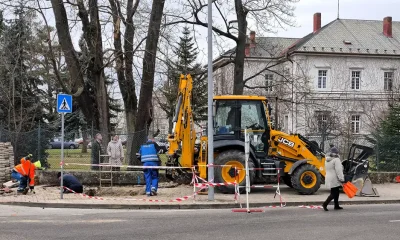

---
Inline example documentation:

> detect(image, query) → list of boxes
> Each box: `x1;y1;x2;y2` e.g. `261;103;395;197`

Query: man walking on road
138;139;161;197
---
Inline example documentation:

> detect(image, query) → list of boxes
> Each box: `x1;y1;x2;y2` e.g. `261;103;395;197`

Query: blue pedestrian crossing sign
57;94;72;113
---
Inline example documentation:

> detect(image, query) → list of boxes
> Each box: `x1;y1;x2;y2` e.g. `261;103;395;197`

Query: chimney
383;16;392;38
245;43;250;57
313;12;321;33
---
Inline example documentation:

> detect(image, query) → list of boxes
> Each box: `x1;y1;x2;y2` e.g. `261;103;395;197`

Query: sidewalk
0;184;399;209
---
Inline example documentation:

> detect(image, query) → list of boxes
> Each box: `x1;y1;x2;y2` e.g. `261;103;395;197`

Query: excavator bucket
342;144;379;197
352;175;380;197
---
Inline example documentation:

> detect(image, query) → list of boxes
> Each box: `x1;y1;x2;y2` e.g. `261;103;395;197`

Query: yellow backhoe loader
165;74;375;195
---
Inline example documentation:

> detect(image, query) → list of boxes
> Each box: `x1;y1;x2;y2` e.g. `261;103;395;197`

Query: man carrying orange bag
322;147;345;211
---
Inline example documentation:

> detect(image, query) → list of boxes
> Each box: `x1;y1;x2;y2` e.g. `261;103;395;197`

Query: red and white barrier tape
197;164;234;168
63;187;104;200
63;163;192;170
298;205;323;210
265;205;284;208
62;186;206;203
236;185;277;188
194;182;236;187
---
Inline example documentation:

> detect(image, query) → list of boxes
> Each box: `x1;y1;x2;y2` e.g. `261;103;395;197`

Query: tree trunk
130;0;166;166
168;115;173;134
232;0;248;95
109;0;139;165
88;0;111;147
81;130;88;153
124;0;139;164
50;0;95;123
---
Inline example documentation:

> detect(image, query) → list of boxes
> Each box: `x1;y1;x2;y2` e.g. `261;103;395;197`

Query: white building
213;13;400;152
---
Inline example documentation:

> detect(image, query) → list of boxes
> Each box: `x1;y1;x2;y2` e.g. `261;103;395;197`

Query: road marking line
389;220;400;223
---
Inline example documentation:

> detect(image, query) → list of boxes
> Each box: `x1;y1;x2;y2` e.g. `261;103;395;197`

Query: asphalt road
1;204;400;240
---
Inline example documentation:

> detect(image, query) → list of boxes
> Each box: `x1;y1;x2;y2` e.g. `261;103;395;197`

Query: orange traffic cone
343;182;358;198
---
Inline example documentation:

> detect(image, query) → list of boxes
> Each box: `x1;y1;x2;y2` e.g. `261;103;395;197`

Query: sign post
207;0;214;201
57;94;72;199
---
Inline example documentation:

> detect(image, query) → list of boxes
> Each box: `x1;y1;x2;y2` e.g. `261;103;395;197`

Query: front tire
214;150;255;194
291;164;321;195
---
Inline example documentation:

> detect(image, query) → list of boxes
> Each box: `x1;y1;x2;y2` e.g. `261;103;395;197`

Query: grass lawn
46;149;168;171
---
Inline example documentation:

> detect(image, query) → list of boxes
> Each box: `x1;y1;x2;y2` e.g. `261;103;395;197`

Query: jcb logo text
278;137;295;148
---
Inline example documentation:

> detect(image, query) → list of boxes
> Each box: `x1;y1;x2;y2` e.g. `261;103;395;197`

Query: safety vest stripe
142;156;159;160
16;166;26;176
142;155;158;158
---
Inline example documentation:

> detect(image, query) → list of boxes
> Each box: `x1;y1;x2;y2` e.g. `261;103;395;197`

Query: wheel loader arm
268;130;326;178
166;74;197;169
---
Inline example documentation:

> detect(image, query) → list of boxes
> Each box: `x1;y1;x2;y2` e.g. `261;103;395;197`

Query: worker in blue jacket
138;139;161;196
57;172;83;193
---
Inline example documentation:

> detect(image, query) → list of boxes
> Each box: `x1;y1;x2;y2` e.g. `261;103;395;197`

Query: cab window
214;100;235;135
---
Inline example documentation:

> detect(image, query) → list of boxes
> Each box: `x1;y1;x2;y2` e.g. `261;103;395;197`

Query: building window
351;71;361;90
351;115;360;134
384;72;393;91
265;74;273;92
318;70;327;89
317;113;328;132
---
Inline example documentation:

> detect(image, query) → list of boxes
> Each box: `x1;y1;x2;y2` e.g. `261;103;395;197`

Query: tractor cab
213;96;271;157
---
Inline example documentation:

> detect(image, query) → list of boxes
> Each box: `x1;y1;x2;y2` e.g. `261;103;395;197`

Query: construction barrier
63;134;285;209
63;162;193;170
62;185;208;203
191;168;239;204
232;129;285;213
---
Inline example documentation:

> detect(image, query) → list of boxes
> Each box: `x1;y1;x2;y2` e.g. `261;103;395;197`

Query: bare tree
127;0;165;165
51;0;111;145
109;0;147;162
166;0;298;94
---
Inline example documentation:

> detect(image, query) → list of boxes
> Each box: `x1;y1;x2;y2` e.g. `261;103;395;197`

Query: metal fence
0;127;149;170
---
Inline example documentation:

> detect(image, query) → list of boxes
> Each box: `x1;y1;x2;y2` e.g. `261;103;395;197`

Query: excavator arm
166;74;197;181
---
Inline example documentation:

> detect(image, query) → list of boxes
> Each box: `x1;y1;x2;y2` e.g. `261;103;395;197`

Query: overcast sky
195;0;400;64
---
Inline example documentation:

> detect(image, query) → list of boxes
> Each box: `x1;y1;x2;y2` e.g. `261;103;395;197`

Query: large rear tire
291;164;321;195
214;150;255;194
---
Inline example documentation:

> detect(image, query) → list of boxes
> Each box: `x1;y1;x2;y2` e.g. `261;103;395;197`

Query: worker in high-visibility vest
138;139;161;196
11;154;41;194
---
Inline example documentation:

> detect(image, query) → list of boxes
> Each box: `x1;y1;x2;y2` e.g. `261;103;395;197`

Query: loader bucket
352;175;380;197
343;144;379;197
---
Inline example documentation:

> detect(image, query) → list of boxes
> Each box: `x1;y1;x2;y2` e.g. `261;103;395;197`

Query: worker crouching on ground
57;172;83;193
138;139;161;197
11;154;41;194
323;147;345;211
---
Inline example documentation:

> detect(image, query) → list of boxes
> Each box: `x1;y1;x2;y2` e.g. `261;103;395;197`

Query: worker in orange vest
11;154;41;194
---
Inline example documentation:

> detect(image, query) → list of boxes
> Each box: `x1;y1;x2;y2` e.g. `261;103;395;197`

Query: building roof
220;37;299;59
216;17;400;61
288;18;400;55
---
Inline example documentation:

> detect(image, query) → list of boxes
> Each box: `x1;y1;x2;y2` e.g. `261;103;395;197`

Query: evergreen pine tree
0;4;52;165
158;27;207;132
370;104;400;171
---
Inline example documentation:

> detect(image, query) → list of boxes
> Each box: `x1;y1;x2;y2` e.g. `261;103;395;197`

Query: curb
1;199;400;210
